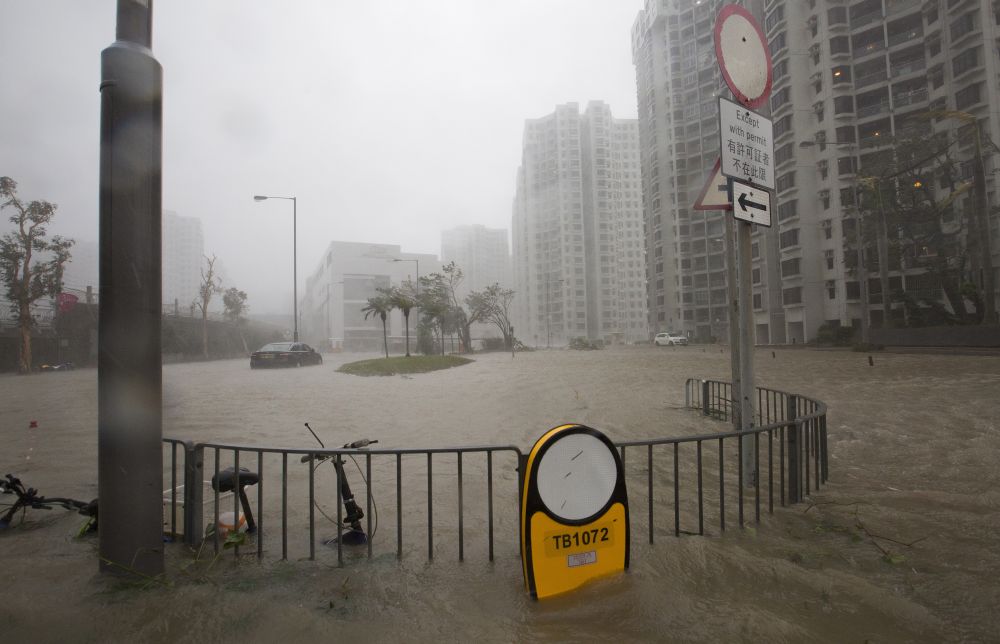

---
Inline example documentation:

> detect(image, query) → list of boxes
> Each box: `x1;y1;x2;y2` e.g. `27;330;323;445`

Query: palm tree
382;282;418;357
362;295;393;358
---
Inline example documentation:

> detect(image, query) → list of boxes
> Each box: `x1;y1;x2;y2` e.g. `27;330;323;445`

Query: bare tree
470;283;516;350
194;254;222;358
0;177;74;373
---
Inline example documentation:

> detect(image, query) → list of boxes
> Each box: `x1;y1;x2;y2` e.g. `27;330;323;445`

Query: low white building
299;241;440;352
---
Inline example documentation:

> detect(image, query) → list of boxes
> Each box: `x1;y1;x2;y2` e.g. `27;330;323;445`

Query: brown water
2;347;998;642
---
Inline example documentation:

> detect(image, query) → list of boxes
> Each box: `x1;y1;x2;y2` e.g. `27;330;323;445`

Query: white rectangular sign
719;97;774;190
730;179;771;227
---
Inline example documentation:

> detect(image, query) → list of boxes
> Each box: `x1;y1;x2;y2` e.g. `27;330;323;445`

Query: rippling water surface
2;347;998;642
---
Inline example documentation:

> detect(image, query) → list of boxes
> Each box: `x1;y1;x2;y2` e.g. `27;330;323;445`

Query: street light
391;257;419;281
253;194;298;341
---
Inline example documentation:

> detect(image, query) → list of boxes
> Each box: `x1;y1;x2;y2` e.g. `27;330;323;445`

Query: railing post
786;395;799;503
820;413;829;483
701;380;710;416
182;442;204;546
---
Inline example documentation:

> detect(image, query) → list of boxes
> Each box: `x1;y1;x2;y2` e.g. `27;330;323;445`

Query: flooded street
2;347;999;642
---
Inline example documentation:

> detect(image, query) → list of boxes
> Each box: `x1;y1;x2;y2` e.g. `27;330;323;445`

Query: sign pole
714;4;774;486
736;211;756;483
724;212;741;433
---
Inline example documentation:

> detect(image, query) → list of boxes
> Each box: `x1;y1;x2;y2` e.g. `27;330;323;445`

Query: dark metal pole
98;0;164;576
293;197;298;342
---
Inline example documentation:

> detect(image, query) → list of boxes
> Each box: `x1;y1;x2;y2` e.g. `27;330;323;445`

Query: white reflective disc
536;433;617;521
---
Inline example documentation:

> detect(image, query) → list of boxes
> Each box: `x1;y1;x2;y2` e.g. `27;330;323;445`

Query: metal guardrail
162;379;829;564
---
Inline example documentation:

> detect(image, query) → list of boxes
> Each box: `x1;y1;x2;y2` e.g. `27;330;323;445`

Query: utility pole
974;125;997;323
98;0;164;577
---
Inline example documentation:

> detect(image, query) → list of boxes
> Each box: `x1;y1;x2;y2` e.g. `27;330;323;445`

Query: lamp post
253;195;298;341
392;257;419;282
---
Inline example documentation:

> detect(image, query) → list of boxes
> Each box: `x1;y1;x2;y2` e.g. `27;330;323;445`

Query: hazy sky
1;1;643;313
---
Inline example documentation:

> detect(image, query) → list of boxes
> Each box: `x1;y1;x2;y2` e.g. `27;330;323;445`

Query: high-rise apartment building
441;225;511;301
162;210;204;314
512;101;648;347
633;0;1000;343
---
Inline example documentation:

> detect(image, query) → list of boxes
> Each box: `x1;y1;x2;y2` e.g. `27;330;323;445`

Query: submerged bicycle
0;474;98;534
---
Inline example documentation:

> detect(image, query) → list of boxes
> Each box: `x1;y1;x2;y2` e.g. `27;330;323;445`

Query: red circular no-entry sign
714;5;773;109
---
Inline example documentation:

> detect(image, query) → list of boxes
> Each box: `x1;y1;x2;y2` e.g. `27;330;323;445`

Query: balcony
892;88;928;108
859;134;889;149
887;27;922;47
857;101;890;118
851;10;883;29
890;58;925;78
887;0;921;16
855;69;888;87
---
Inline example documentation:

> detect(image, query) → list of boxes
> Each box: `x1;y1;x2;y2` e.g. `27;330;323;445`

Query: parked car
250;342;323;368
653;332;688;347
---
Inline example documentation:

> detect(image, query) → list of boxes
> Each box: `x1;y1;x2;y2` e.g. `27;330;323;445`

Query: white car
654;332;688;346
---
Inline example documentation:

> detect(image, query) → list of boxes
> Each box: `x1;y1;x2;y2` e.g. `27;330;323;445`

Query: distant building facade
299;241;440;352
162;210;204;315
512;101;649;347
440;224;511;301
632;0;1000;344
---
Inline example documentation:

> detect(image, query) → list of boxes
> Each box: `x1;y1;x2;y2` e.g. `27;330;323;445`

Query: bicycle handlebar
299;439;379;463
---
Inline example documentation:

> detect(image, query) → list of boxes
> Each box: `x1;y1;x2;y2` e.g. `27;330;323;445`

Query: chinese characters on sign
718;96;774;190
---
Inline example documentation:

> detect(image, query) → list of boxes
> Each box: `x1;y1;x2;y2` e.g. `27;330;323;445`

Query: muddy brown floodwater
1;346;998;642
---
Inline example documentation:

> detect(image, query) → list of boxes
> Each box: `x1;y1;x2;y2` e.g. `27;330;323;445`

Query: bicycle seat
211;467;260;492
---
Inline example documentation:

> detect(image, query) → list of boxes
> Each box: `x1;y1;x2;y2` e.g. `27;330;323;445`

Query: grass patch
337;355;473;377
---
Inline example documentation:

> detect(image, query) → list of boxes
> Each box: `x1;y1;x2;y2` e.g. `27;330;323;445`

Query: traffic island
337;355;473;377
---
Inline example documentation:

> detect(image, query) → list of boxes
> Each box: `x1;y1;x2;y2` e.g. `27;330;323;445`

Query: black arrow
738;192;767;212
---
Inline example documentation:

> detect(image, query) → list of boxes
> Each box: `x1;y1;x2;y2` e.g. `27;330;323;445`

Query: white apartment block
162;210;204;315
299;241;440;352
633;0;1000;344
512;101;649;347
440;224;511;301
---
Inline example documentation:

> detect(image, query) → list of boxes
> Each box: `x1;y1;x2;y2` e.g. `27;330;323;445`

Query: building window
776;171;796;192
835;126;856;144
753;292;763;310
840;188;856;208
846;281;861;299
769;32;787;57
834;96;854;114
777;200;798;221
766;5;785;31
779;228;800;249
829;36;849;55
751;242;760;259
827;280;836;299
781;257;801;277
824;249;835;269
775;143;794;166
752;267;762;284
955;83;981;110
828;6;847;25
773;114;792;138
832;65;852;84
782;287;802;305
771;87;791;111
952;47;979;77
773;58;789;81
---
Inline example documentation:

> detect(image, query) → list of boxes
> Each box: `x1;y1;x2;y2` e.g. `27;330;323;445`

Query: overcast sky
1;1;643;313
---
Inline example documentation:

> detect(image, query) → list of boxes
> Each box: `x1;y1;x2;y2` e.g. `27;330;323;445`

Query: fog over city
1;1;641;313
